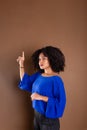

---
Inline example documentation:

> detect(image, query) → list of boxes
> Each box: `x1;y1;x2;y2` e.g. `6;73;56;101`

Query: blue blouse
19;72;66;118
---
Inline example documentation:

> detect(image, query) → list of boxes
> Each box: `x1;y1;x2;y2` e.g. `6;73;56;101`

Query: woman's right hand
17;51;25;67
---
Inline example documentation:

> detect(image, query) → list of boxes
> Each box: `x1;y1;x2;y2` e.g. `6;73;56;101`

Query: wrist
41;96;48;102
19;66;24;68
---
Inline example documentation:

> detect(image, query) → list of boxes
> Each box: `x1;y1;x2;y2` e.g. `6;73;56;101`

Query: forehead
39;53;47;58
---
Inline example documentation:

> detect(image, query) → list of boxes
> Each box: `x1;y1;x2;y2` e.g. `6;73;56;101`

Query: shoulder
52;75;64;87
53;75;63;82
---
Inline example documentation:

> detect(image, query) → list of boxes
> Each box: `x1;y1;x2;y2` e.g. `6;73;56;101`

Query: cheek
46;61;50;66
38;62;41;66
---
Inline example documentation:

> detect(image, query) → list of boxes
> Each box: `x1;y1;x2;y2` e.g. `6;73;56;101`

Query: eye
39;57;47;61
42;57;46;60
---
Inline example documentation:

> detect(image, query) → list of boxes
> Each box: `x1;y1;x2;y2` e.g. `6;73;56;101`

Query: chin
40;66;45;69
40;67;44;69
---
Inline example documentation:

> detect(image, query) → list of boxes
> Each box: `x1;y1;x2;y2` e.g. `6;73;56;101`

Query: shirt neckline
40;73;59;78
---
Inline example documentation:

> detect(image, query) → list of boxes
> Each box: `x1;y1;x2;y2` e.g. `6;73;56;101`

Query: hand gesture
31;93;48;102
31;93;42;101
17;51;25;67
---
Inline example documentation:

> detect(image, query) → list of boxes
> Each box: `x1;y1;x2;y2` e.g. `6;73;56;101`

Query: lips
40;64;43;67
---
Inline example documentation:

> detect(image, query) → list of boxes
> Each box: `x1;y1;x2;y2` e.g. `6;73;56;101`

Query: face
38;53;50;70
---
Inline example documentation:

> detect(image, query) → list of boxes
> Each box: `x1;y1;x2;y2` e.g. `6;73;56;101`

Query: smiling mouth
40;64;44;67
40;65;43;66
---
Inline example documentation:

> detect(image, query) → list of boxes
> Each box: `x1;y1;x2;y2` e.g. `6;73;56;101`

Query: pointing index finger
22;51;24;58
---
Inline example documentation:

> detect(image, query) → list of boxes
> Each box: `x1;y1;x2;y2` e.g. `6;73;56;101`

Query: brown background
0;0;87;130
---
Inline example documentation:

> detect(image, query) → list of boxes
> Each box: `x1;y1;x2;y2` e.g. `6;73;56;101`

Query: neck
44;68;57;76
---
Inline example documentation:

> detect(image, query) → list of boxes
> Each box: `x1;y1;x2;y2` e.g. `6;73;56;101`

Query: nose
39;60;42;64
39;59;44;65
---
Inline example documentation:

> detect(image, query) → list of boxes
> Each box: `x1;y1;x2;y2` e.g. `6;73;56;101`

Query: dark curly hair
31;46;65;73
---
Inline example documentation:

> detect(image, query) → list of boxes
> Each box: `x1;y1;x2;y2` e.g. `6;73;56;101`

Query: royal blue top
19;72;66;118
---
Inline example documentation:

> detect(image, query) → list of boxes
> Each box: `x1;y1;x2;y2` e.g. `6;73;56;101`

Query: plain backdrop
0;0;87;130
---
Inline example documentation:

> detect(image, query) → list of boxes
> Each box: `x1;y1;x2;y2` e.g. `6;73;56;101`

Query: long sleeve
18;72;40;92
45;77;66;118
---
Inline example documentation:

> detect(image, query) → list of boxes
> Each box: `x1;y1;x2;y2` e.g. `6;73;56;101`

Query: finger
22;51;24;58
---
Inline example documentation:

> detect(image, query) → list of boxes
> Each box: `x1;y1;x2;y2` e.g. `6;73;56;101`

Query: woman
17;46;66;130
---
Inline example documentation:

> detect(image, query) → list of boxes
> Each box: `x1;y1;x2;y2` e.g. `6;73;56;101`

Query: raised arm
17;51;25;80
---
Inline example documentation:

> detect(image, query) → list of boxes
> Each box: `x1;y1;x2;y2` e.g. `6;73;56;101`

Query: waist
34;110;59;120
32;100;47;115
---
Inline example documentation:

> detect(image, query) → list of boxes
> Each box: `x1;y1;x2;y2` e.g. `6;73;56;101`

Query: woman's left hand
31;93;42;101
30;93;48;102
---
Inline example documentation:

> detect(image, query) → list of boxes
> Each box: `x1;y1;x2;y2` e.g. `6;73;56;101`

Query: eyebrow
39;56;48;59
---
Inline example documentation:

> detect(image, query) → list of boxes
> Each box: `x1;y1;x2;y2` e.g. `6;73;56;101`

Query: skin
17;52;58;102
17;51;25;80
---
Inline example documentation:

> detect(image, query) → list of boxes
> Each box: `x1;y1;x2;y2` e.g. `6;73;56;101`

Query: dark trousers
34;111;60;130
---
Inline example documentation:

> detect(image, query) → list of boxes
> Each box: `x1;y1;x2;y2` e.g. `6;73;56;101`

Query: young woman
17;46;66;130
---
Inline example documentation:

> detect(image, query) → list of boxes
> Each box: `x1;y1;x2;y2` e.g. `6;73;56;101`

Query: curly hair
31;46;65;73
